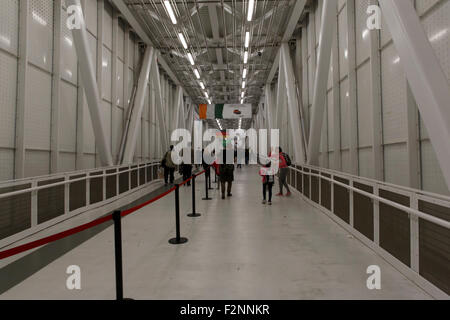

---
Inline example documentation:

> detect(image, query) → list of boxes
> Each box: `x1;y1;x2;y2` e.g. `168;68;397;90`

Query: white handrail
289;166;450;230
0;162;161;200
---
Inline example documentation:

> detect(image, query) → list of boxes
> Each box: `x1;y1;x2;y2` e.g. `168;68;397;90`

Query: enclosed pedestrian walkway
0;167;432;299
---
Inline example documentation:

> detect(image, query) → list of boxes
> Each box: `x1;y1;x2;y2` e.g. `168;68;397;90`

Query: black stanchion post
187;175;201;217
113;210;124;300
208;168;213;190
169;184;188;244
202;171;212;201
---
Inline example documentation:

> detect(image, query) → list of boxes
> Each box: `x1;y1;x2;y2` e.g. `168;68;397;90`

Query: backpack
282;152;292;166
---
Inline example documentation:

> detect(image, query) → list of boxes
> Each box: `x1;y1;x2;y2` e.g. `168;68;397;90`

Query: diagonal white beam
151;54;169;151
379;0;450;191
67;0;113;166
281;43;306;163
122;47;155;164
307;0;337;165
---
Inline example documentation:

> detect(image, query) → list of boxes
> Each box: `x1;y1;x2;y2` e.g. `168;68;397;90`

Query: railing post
187;175;201;217
202;171;212;201
410;192;420;272
169;184;188;244
113;210;124;300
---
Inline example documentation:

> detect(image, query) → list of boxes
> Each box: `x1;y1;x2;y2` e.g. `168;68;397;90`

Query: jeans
263;183;274;202
164;167;175;184
279;167;290;194
221;181;232;196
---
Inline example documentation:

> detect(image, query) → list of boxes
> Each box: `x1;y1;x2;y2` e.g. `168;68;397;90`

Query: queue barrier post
208;167;213;190
113;210;124;300
169;184;189;244
202;170;213;201
187;174;201;217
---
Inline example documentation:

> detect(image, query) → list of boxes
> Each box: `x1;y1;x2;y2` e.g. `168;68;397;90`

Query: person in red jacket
276;147;291;197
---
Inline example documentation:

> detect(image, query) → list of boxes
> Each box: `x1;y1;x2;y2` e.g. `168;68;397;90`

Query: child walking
259;163;275;205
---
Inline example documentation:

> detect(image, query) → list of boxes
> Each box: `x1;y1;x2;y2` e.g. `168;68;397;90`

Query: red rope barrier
0;168;211;260
0;215;113;260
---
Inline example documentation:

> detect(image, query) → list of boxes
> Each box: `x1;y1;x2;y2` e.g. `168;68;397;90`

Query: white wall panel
0;53;18;149
61;8;78;85
25;150;50;177
0;0;19;55
358;147;374;179
28;0;53;72
341;150;351;173
85;0;98;36
421;140;449;195
112;106;123;159
356;61;372;147
117;21;125;60
83;94;96;154
355;0;371;66
338;6;348;79
116;59;124;107
102;48;112;102
59;81;77;152
25;66;52;150
327;90;334;151
103;1;113;49
101;101;112;150
340;78;350;149
381;43;407;144
384;143;408;187
59;152;76;173
0;149;14;181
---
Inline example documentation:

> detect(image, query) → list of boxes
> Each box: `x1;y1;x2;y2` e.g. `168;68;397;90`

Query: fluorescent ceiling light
178;33;188;49
245;32;250;48
199;81;205;89
241;99;244;104
208;99;212;105
204;91;209;98
242;81;246;89
187;52;194;65
243;68;247;79
164;1;177;24
247;0;255;21
244;51;248;64
194;68;200;79
241;92;245;98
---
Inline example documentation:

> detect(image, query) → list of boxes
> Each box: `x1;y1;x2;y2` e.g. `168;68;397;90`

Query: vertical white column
369;0;383;181
151;54;169;151
331;3;342;171
111;10;119;162
15;0;29;178
51;0;62;174
406;84;420;189
346;0;359;175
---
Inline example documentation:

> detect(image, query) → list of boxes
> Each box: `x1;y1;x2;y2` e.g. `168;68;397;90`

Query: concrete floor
0;166;431;299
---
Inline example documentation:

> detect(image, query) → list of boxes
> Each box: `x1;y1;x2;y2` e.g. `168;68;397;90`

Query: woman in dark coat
218;151;234;199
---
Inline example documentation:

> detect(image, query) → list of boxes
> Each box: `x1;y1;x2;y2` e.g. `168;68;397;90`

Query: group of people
160;145;292;206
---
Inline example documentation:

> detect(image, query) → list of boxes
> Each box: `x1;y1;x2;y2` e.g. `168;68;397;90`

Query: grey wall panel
333;176;350;223
0;184;31;240
418;200;450;295
353;182;374;240
37;177;64;224
379;189;411;267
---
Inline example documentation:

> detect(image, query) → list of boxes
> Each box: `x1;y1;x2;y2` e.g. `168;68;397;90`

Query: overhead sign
199;104;252;119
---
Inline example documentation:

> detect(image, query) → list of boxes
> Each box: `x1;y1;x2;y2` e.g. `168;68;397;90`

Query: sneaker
268;201;272;205
286;192;292;197
222;195;225;199
262;200;267;204
276;193;283;197
227;193;232;197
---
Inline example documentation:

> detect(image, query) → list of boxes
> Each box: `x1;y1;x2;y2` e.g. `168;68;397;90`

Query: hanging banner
198;104;252;119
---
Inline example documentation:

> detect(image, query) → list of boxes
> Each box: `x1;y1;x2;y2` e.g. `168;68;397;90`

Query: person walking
162;145;176;185
218;152;234;200
259;161;275;205
276;147;292;197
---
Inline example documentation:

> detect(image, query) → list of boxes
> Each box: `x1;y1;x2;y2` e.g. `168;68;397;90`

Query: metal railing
0;160;163;247
287;163;450;297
